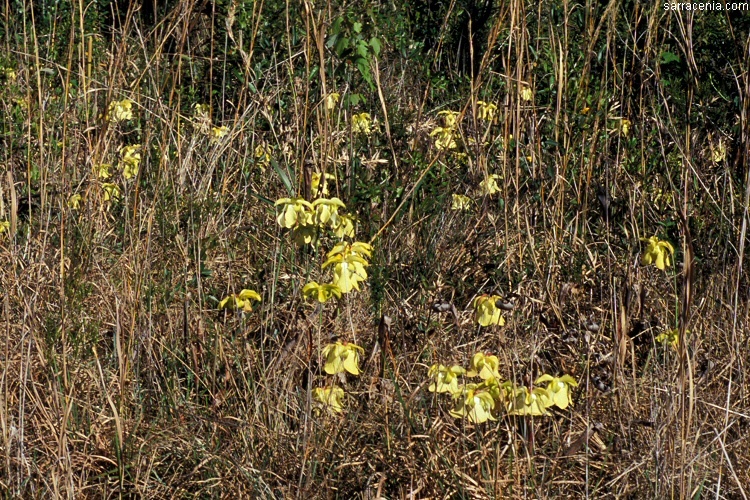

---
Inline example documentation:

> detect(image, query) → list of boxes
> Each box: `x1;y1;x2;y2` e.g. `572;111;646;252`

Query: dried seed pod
432;301;453;313
592;375;611;393
585;320;600;333
495;298;515;311
597;185;611;221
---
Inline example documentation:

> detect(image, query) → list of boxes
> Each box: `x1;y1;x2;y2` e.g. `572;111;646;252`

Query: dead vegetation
1;0;749;498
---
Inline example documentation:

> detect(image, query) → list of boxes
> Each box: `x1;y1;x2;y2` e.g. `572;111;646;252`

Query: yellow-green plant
438;110;460;128
479;175;501;196
534;374;579;410
351;112;372;135
107;98;134;123
449;384;496;423
430;126;457;150
641;236;675;270
426;352;578;424
322;341;364;375
67;194;82;210
101;183;120;202
506;385;550;416
484;377;513;405
712;139;726;163
655;328;685;349
219;289;262;312
473;295;506;327
451;194;471;211
325;92;340;111
315;340;366;415
95;163;113;179
254;144;270;170
210;125;229;142
275;196;354;245
0;65;17;80
302;282;342;303
312;197;346;227
429;110;461;150
312;172;336;197
313;386;345;413
651;188;674;211
476;101;497;121
331;213;355;239
275;197;314;228
120;144;141;180
467;352;501;380
620;118;631;136
322;242;372;293
291;223;317;246
427;364;466;394
193;103;210;117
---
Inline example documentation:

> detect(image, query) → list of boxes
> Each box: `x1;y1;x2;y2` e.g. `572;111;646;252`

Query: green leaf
334;37;349;57
247;190;275;206
369;37;381;57
347;93;363;107
353;21;362;33
200;264;213;278
330;17;343;35
271;158;294;196
660;51;680;64
356;40;369;58
326;33;339;49
356;58;374;90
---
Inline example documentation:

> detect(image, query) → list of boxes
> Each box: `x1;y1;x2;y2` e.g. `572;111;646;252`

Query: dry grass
1;0;749;498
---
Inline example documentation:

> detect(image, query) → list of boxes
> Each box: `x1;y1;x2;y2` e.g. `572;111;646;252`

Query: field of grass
1;0;749;498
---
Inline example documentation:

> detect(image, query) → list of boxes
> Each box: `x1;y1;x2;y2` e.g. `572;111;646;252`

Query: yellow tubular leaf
238;289;261;301
655;251;666;270
553;386;570;409
342;351;360;375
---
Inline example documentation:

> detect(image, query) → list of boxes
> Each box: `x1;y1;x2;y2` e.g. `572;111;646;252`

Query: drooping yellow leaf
342;352;360;375
350;241;373;258
313;386;345;413
68;193;83;210
325;93;340;111
107;99;134;122
332;214;355;238
479;175;501;196
333;262;360;293
428;364;466;394
351;112;372;135
451;194;472;211
219;289;261;311
476;101;497;121
467;352;501;380
507;386;550;416
322;342;363;375
238;289;261;301
450;385;496;423
474;295;505;327
534;374;578;410
101;183;120;202
641;236;675;271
